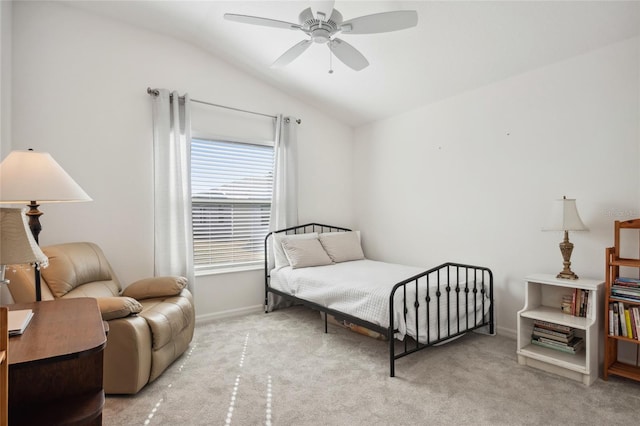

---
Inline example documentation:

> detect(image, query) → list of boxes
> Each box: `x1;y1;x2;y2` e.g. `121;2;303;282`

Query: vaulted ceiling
64;1;640;127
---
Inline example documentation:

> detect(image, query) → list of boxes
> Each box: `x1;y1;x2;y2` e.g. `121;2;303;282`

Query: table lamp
543;196;588;280
0;150;91;300
0;149;92;243
0;207;48;290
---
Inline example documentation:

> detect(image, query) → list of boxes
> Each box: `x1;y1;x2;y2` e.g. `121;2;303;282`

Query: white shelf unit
517;274;603;385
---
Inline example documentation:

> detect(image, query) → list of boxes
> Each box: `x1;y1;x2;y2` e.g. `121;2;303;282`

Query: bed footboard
388;262;494;376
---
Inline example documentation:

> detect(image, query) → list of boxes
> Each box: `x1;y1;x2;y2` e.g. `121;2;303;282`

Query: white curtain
151;89;195;291
267;115;299;311
270;115;299;232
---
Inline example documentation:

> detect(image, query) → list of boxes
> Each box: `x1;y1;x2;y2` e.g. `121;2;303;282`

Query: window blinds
191;138;274;270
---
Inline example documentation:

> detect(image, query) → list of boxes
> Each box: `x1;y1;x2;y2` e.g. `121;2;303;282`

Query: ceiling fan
224;0;418;71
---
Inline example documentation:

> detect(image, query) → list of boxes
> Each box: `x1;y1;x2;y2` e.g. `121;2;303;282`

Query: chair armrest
122;276;188;300
97;296;143;321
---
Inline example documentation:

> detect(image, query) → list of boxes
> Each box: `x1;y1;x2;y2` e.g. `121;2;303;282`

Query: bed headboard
264;223;351;284
264;223;352;312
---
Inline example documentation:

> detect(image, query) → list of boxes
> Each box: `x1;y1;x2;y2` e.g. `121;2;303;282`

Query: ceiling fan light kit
224;1;418;72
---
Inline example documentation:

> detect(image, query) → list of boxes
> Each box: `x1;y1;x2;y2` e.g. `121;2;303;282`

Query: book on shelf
626;309;636;340
625;307;638;340
530;319;581;354
532;319;571;333
609;303;618;336
615;277;640;284
610;294;640;303
532;326;574;343
611;288;640;301
612;280;640;287
561;288;589;317
531;335;584;354
619;301;629;337
608;302;640;340
561;294;573;314
612;277;640;302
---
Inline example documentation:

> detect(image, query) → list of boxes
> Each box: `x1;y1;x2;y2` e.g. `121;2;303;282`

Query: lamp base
557;270;579;280
557;230;579;280
26;200;43;244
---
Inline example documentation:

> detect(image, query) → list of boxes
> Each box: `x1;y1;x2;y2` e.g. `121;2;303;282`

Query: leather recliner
6;242;195;394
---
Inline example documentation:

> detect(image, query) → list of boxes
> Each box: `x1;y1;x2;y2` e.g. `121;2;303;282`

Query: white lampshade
0;208;48;266
0;150;92;203
543;196;588;232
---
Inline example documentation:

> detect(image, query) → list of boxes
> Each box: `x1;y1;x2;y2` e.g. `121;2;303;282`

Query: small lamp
543;196;588;280
0;208;48;286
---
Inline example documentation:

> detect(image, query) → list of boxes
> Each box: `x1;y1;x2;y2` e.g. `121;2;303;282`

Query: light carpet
103;306;640;425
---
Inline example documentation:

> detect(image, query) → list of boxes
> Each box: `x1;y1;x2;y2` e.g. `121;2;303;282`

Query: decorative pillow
273;232;318;268
319;231;365;263
122;276;188;300
97;296;143;321
281;238;333;269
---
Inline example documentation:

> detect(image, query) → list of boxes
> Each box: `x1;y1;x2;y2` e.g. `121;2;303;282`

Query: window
191;138;274;272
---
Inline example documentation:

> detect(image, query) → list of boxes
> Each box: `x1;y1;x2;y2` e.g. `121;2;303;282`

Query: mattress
270;259;490;343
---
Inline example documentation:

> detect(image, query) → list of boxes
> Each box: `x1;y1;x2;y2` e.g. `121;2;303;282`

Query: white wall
10;1;354;318
0;1;12;305
354;36;640;337
0;0;11;158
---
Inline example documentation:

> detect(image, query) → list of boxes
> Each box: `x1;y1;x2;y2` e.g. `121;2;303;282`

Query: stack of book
531;320;584;354
609;277;640;340
560;288;590;317
611;277;640;303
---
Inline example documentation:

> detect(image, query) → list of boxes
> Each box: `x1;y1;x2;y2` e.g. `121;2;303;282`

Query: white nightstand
517;274;603;385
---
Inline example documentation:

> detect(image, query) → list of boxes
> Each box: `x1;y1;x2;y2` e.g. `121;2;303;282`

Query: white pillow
320;230;361;242
281;238;333;269
319;231;365;263
273;232;318;269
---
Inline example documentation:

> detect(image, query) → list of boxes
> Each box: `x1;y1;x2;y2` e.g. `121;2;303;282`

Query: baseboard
497;325;516;340
195;304;263;324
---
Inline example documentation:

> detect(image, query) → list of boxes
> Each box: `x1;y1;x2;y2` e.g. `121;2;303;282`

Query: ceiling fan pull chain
328;46;334;74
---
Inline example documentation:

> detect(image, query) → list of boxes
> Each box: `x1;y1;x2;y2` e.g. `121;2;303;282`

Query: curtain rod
147;87;301;124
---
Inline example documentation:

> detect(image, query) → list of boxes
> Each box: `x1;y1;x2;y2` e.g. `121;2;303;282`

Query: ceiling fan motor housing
299;7;342;44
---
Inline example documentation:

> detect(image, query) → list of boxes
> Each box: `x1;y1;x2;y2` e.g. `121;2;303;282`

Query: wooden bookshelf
603;219;640;383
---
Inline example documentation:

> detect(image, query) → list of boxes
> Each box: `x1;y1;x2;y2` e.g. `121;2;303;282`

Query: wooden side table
6;298;107;425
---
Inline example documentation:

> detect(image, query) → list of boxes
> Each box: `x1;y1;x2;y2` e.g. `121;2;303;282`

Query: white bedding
270;259;491;343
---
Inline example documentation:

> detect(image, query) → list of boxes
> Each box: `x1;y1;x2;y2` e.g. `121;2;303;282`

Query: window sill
195;264;263;277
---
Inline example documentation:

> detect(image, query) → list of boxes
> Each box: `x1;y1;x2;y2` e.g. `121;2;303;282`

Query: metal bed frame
264;223;494;377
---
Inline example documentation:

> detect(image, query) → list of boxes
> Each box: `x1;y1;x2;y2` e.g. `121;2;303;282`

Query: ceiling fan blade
224;13;301;30
271;40;312;68
310;0;335;21
329;38;369;71
340;10;418;34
